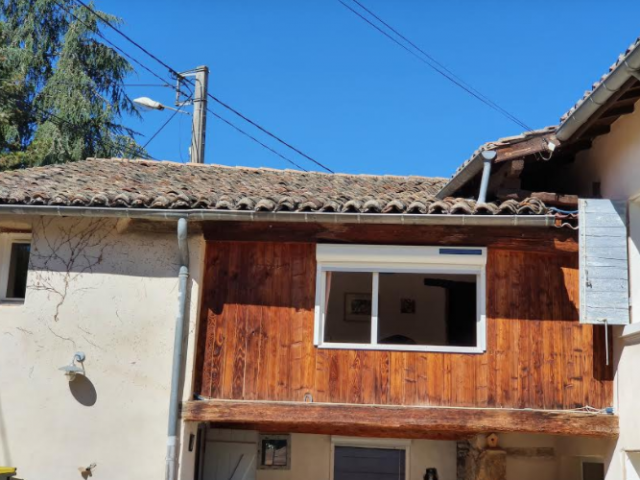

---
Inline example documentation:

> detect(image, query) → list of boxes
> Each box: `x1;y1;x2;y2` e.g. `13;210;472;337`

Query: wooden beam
182;400;619;439
494;136;553;164
570;76;638;141
496;190;578;210
598;103;635;120
201;222;579;254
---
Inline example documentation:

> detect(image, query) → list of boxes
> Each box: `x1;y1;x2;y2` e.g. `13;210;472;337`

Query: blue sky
103;0;640;178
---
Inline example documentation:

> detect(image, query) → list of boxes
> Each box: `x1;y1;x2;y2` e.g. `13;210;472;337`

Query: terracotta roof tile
0;158;550;215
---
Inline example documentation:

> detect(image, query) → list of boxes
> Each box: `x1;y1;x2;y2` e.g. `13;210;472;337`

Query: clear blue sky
103;0;640;178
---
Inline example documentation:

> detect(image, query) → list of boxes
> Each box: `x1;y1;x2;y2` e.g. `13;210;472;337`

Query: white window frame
314;244;487;354
330;436;411;480
0;233;32;303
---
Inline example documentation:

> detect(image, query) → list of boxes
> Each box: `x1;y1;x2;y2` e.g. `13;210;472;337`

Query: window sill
0;299;25;306
316;342;485;354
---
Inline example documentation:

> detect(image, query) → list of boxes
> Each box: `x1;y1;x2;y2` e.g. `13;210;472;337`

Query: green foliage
0;0;145;170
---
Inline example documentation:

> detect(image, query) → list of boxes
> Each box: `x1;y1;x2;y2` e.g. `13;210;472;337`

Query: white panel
316;244;487;266
579;199;630;325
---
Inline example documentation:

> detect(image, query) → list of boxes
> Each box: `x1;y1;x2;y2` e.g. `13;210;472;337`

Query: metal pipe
477;151;497;204
166;217;189;480
556;44;640;141
0;205;555;228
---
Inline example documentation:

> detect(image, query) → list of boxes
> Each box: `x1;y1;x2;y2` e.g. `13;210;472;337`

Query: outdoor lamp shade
133;97;165;111
59;364;84;381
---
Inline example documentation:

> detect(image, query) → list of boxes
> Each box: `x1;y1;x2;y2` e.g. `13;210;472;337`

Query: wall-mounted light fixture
59;352;86;381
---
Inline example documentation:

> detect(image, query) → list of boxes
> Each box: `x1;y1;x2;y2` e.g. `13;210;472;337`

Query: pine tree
0;0;145;170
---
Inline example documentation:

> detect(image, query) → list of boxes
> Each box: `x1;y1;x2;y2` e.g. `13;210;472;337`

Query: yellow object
0;467;16;479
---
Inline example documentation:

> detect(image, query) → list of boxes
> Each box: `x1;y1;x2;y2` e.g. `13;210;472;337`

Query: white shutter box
579;199;630;325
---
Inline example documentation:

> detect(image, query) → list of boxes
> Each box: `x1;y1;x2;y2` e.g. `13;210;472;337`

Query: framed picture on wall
344;293;372;322
401;298;416;314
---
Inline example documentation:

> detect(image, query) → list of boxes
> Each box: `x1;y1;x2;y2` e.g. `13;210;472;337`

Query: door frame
329;436;411;480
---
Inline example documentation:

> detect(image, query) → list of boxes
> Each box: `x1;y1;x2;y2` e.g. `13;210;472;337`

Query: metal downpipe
477;151;496;204
166;217;189;480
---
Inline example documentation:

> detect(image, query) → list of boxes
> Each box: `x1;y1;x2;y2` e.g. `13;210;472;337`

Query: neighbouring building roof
0;158;549;215
440;35;640;199
560;35;640;125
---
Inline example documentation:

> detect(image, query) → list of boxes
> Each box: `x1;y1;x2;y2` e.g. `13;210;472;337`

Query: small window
258;434;290;470
0;234;31;302
315;245;487;353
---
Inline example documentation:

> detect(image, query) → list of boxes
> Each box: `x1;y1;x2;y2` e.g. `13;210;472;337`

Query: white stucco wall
201;429;613;480
0;216;204;479
566;104;640;480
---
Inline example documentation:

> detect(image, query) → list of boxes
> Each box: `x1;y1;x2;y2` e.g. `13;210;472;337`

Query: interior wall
377;273;447;345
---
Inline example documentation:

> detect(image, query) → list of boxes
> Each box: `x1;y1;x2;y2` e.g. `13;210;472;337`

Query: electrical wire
52;0;187;95
339;0;532;131
124;84;174;88
346;0;532;131
34;105;154;160
206;94;333;173
68;0;333;173
207;108;308;172
142;98;192;150
72;0;185;82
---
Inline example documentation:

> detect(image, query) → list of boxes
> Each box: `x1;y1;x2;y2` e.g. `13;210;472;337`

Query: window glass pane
7;243;30;299
261;439;288;467
377;273;476;347
324;272;372;344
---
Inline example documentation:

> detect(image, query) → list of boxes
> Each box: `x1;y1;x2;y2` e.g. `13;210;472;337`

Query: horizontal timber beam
182;400;618;439
202;221;578;254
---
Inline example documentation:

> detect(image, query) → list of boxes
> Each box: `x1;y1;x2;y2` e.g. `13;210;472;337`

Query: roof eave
556;42;640;142
436;150;486;199
0;205;555;228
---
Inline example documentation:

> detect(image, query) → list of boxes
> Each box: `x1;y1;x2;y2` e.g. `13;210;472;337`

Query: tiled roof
560;36;640;123
0;158;549;215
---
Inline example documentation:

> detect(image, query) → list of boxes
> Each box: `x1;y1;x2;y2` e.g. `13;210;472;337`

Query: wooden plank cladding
194;240;613;411
182;400;619;439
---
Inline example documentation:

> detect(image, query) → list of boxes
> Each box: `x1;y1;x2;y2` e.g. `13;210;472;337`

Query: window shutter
579;199;629;325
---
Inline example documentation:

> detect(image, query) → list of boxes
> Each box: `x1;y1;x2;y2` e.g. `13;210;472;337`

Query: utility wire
347;0;531;131
69;0;333;173
142;96;193;150
339;0;532;131
207;108;308;172
124;84;174;88
72;0;185;82
37;107;153;160
52;0;189;97
206;94;333;173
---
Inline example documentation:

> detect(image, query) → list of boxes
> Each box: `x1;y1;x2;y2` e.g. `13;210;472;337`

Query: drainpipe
477;150;496;204
166;217;189;480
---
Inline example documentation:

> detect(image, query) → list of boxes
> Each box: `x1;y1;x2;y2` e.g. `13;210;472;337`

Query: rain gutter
0;205;555;227
556;43;640;142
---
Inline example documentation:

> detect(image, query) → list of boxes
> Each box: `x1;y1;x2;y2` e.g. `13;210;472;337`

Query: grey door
334;446;406;480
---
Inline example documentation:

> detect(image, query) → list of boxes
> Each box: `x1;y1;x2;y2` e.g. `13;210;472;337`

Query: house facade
0;157;618;480
2;34;640;480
